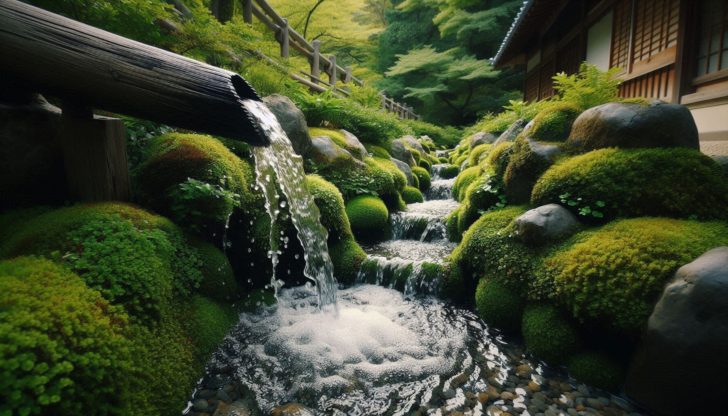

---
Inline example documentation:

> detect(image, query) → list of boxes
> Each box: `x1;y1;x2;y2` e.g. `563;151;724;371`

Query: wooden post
59;105;131;201
242;0;252;23
280;19;289;58
311;40;321;85
329;55;337;87
344;67;352;84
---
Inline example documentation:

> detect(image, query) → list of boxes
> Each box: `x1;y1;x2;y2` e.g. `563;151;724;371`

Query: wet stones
262;94;312;156
514;204;581;245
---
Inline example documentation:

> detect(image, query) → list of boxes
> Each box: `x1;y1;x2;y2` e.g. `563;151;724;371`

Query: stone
339;129;368;160
390;157;415;186
494;119;528;146
193;399;210;412
216;389;232;403
262;94;312;156
625;247;728;415
514;204;581;245
270;403;315;416
308;136;365;170
399;134;426;154
527;381;541;392
390;138;416;166
567;101;699;152
503;137;562;203
470;132;498;149
515;363;533;378
212;400;255;416
500;391;515;401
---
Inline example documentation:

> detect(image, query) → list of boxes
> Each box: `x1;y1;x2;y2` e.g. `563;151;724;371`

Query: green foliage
531;148;728;221
185;296;239;359
528;103;581;142
411;166;431;191
567;352;625;391
0;257;131;416
402;119;462;147
401;185;424;203
536;218;728;332
468;100;547;135
552;63;622;111
189;239;240;302
329;237;367;285
365;144;392;158
122;117;173;169
521;304;581;364
453;166;480;201
345;195;389;242
475;278;524;332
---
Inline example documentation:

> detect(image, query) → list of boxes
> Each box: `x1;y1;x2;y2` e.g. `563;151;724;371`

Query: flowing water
243;99;337;307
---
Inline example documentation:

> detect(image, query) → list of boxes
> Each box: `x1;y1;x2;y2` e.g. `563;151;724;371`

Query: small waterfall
356;256;442;297
390;199;459;242
243;99;337;307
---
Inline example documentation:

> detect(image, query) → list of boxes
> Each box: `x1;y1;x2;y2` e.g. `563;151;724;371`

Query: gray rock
503;137;562;204
625;247;728;415
469;132;498;149
308;136;365;169
514;204;580;245
262;94;312;156
339;129;368;160
399;135;426;154
193;399;209;412
567;101;699;152
390;139;416;166
494;119;528;146
389;157;415;186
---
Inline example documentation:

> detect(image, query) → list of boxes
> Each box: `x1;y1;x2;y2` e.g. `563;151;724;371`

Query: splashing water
243;99;337;308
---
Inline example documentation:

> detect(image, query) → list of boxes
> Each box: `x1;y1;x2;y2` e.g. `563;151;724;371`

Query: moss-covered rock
522;304;581;364
453;166;480;201
411;166;431;192
329;237;367;285
536;218;728;332
364;144;391;159
418;158;432;171
189;239;240;302
0;257;131;416
475;278;524;332
309;127;367;160
402;185;424;203
528;103;581;142
531;148;728;221
445;207;461;242
458;173;504;234
185;295;239;359
435;164;459;179
306;174;353;239
345;195;389;242
567;352;625;391
483;142;514;180
468;143;492;166
503;136;561;204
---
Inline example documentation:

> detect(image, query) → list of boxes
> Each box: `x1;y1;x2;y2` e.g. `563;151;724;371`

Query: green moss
454;152;469;168
445;207;461;242
402;186;424;203
441;263;468;303
240;289;276;312
189;239;240;302
503;136;556;204
329;237;367;285
483;142;514;180
0;257;132;416
437;164;460;179
532;148;728;221
567;352;625;391
522;304;581;364
418;158;431;170
0;203;202;323
306;174;353;240
458;173;504;233
411;166;431;192
528;103;581;142
453;166;480;201
185;295;238;359
468;144;492;166
365;144;391;159
0;207;50;242
537;218;728;332
475;278;524;332
309;127;363;157
345;195;389;242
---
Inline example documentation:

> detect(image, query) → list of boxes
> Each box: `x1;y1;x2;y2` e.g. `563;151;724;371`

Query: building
492;0;728;153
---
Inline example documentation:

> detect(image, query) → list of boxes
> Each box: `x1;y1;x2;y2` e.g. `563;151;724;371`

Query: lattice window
696;0;728;76
632;0;680;62
611;0;632;70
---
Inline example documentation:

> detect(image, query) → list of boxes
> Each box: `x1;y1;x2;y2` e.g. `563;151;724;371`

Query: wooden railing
242;0;419;120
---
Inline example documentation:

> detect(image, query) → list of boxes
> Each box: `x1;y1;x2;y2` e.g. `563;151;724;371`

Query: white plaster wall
690;103;728;142
586;11;613;71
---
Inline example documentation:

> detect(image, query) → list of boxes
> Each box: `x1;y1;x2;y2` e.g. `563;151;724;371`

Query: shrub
532;148;728;221
329;237;367;285
0;257;131;416
503;136;557;204
567;352;625;391
475;278;524;332
537;218;728;332
528;103;581;142
402;186;424;203
411;166;431;191
522;304;581;364
0;203;202;323
552;63;622;111
453;166;480;201
345;195;389;242
189;239;240;302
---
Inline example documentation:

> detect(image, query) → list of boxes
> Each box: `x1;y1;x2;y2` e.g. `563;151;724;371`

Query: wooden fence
242;0;419;120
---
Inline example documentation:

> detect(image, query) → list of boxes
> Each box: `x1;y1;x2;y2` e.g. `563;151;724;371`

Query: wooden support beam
344;67;352;84
280;18;289;58
243;0;253;23
311;40;321;86
329;55;337;87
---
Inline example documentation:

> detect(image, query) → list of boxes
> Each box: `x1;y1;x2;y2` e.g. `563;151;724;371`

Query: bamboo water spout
0;0;268;146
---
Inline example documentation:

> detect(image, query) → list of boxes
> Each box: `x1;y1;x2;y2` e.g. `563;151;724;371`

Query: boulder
567;101;699;152
389;139;416;166
514;204;580;245
399;135;426;154
339;129;368;160
503;137;562;204
390;157;415;186
469;132;498;149
625;247;728;415
308;136;364;170
494;119;528;146
262;94;312;156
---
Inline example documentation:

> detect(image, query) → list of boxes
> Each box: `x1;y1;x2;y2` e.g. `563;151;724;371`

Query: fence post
279;19;290;58
242;0;252;23
344;67;352;84
311;40;320;85
329;55;337;88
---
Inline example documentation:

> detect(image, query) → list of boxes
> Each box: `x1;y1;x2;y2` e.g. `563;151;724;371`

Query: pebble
515;364;533;378
528;380;541;392
192;399;209;412
500;391;515;401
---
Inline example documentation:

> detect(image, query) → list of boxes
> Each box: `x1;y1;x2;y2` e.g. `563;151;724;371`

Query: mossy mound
315;157;405;211
458;173;504;234
453;166;480;201
189;239;240;302
567;352;625;391
537;218;728;332
134;133;256;238
436;164;459;179
503;136;559;204
468;144;492;166
445;208;461;242
345;195;389;242
364;144;392;159
402;186;424;203
475;278;524;332
483;142;514;180
0;203;202;323
528;103;581;142
522;304;581;364
532;148;728;221
0;257;131;416
184;295;239;359
411;166;431;191
329;237;367;285
418;158;432;171
306;174;353;239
